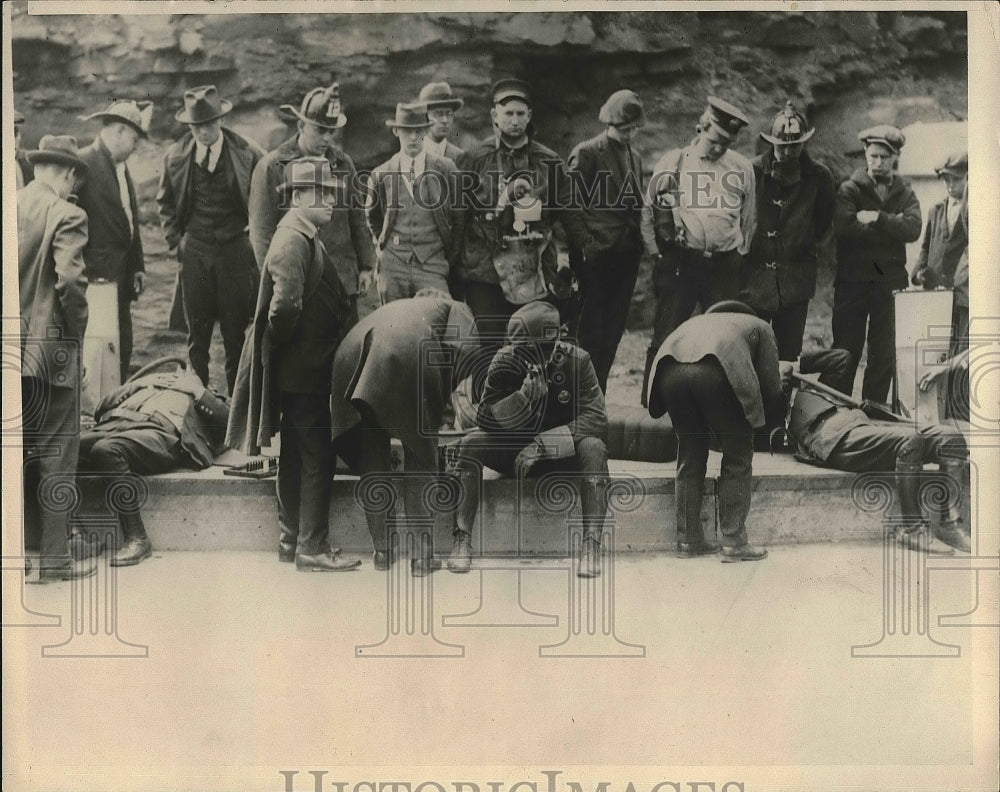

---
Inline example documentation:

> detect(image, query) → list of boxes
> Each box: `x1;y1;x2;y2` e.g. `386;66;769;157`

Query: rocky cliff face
11;7;967;332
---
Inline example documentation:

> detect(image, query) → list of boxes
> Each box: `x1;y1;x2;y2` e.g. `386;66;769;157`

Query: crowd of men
15;77;972;581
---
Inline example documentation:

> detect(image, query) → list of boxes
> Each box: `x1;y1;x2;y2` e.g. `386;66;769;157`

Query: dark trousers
21;378;79;571
643;247;741;404
454;429;609;540
653;359;754;546
831;280;896;404
181;233;259;395
577;237;642;393
826;420;967;473
118;286;133;383
277;392;335;556
756;300;810;362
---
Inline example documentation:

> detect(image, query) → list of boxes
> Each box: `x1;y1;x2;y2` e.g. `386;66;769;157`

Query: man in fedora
455;78;594;374
365;102;462;303
249;83;375;328
833;124;921;403
741;101;835;363
156;85;265;395
17;135;96;581
640;96;757;405
14;109;33;189
419;81;465;162
228;157;361;571
567;89;647;393
77;99;153;383
912;150;967;292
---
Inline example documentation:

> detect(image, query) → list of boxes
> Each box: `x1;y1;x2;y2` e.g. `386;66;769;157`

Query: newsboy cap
599;89;645;127
492;78;531;107
935;150;968;177
858;125;905;154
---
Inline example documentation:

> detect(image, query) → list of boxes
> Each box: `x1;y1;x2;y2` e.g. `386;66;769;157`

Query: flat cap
599;89;645;127
858;124;905;153
935;150;968;176
492;78;531;107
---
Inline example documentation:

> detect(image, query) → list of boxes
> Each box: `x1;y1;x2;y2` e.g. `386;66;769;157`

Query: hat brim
494;91;531;106
386;120;432;129
279;105;347;129
936;167;967;177
277;177;344;196
425;98;464;111
174;99;234;125
861;138;900;154
760;128;815;146
81;111;150;138
25;150;89;172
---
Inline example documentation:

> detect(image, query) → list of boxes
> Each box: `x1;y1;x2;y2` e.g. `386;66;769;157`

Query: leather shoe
111;536;153;567
899;527;955;556
69;532;105;560
278;542;296;563
446;530;473;573
411;557;442;577
373;546;399;571
720;544;768;563
936;522;971;553
39;557;98;582
296;551;362;571
677;540;722;558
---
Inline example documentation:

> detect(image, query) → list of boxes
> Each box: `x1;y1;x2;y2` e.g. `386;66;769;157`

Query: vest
186;146;247;243
382;183;447;274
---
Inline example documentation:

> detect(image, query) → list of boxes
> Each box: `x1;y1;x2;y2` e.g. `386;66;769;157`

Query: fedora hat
280;83;347;130
175;85;232;125
761;101;815;146
26;135;89;173
385;103;431;129
277;157;344;196
419;81;464;112
81;99;154;137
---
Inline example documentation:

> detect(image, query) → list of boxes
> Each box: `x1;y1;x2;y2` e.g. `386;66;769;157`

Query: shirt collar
195;134;225;164
399;150;426;173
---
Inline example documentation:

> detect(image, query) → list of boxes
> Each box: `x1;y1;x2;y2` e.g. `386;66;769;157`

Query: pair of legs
180;233;259;395
755;300;810;363
831;280;896;403
376;254;450;304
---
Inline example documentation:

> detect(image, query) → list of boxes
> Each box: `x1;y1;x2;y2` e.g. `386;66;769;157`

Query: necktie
198;146;210;171
116;163;134;237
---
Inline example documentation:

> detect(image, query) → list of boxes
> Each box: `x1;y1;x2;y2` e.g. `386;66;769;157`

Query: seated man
452;301;609;578
787;349;969;554
79;366;229;566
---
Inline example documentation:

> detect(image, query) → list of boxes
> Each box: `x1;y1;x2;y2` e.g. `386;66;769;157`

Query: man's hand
919;363;949;392
133;272;145;297
519;366;547;403
358;270;374;294
856;210;879;226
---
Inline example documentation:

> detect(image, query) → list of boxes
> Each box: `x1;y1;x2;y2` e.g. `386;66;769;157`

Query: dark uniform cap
858;124;905;154
492;78;532;107
935;150;968;177
761;101;815;145
599;89;646;127
280;83;347;130
704;96;750;141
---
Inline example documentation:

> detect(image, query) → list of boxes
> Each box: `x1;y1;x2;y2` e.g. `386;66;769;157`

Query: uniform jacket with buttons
741;149;835;312
912;196;967;289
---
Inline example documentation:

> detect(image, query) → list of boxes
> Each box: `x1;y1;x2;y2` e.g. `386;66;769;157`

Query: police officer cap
705;300;758;317
599;90;645;127
761;101;815;146
858;124;905;154
492;78;532;107
935;150;968;177
704;96;750;140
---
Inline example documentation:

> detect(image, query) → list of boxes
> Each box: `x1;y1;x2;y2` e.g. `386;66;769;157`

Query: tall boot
935;457;971;553
895;462;954;556
111;510;153;567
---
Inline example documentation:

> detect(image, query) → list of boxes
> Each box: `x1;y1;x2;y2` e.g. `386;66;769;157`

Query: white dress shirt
194;134;225;174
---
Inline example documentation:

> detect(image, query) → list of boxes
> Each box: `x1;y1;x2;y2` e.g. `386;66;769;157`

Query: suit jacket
566;130;644;261
16;152;34;188
91;374;230;469
76;138;144;293
365;152;463;267
155;127;264;252
912;197;967;289
647;312;783;428
248;136;375;297
17;180;90;387
835;167;921;288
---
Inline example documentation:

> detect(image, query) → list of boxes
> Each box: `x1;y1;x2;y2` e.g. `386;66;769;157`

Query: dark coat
912;197;967;289
248;136;375;297
566;130;644;260
330;297;478;470
741;149;835;311
155;126;263;251
834;167;921;288
16;152;34;187
455;135;594;285
76;138;144;295
365;151;463;267
17;180;90;387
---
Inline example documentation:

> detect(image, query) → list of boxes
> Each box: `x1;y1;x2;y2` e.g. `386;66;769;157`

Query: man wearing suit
420;81;465;162
156;85;264;394
17;135;95;581
647;301;784;562
14;110;33;189
911;151;967;292
77;100;151;383
568;89;646;393
78;366;230;566
248;83;375;329
366;103;462;303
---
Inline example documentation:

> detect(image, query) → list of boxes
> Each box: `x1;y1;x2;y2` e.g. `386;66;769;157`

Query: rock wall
11;7;968;332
